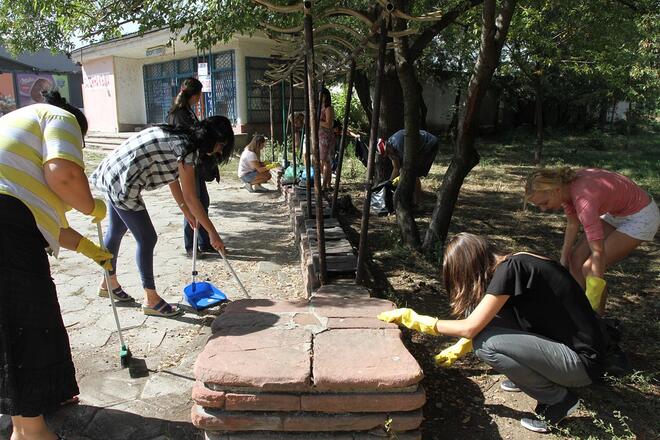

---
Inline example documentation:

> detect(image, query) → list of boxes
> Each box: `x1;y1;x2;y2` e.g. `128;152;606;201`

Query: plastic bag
370;181;394;216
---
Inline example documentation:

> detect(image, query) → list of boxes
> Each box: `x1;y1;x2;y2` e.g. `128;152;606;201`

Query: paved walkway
0;171;304;440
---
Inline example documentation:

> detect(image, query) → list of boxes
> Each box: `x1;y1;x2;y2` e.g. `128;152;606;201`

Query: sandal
98;286;135;302
143;299;183;317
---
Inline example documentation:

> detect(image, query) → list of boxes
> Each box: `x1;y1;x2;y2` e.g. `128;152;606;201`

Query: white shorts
601;200;660;241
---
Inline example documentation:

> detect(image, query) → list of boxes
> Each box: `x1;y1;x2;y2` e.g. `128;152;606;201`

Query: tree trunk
393;11;421;249
379;50;405;139
354;69;373;124
422;0;517;260
533;82;543;164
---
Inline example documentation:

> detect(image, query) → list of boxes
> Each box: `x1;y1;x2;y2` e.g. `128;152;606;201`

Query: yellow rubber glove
265;162;279;170
76;237;113;270
89;198;107;224
392;176;400;186
585;275;606;311
434;338;473;367
377;308;440;335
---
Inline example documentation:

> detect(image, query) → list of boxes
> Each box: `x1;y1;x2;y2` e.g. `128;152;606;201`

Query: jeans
473;326;592;405
104;203;158;290
184;175;210;251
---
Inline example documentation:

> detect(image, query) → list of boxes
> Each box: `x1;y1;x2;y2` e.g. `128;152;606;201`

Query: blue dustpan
183;225;228;311
183;282;227;310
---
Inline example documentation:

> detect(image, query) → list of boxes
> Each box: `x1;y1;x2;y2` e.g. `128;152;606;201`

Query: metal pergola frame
252;0;447;286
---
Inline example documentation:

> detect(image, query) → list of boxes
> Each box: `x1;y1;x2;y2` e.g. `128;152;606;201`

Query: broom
96;223;132;368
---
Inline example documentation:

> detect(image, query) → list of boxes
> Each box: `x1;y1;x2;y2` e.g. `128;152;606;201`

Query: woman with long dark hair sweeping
1;90;111;439
167;78;220;258
90;116;235;317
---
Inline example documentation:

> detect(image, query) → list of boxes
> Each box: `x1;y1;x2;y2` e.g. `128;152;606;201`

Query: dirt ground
336;136;659;440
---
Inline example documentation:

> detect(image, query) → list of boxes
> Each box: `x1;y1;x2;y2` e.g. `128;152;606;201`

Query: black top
485;253;606;380
167;107;198;127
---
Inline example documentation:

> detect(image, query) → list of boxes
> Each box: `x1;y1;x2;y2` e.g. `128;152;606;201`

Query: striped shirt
90;126;195;211
0;104;84;256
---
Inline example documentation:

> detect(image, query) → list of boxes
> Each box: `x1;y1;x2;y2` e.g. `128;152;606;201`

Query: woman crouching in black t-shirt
378;233;607;433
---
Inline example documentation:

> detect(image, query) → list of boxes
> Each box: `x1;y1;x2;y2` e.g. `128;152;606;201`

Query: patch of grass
343;127;660;439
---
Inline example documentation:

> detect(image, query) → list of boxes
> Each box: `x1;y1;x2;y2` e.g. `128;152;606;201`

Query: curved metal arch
314;34;356;53
254;0;302;14
317;7;374;28
263;22;304;34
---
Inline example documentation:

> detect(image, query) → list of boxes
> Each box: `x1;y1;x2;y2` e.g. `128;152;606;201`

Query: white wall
114;57;146;126
81;57;118;132
422;80;458;131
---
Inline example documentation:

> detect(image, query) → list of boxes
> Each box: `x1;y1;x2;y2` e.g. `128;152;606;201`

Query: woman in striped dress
0;90;111;440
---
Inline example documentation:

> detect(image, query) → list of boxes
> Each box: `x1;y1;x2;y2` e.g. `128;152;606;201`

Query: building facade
72;29;289;135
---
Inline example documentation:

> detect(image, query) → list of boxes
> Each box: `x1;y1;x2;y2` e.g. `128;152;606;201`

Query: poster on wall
16;73;70;107
0;73;16;115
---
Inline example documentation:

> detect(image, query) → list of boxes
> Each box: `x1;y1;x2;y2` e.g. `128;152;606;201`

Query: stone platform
191;286;425;438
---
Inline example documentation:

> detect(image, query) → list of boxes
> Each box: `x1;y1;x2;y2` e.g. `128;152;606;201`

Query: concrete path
0;171;304;440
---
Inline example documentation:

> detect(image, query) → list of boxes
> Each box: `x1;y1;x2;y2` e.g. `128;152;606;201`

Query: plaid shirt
90;127;195;211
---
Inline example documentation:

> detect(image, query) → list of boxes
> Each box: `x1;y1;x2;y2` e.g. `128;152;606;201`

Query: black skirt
0;194;79;417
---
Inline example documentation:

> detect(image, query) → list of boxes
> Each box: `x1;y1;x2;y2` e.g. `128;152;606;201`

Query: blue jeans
184;175;210;251
104;203;158;290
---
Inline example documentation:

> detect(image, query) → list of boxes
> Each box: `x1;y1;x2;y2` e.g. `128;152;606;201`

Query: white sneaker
244;183;253;192
252;184;267;192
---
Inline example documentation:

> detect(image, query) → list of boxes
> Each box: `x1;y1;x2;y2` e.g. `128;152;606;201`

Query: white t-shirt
238;148;259;177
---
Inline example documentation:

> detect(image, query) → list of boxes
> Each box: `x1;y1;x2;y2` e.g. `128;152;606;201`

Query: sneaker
185;249;205;260
252;183;267;192
199;246;221;258
500;379;521;392
520;391;580;433
244;182;253;192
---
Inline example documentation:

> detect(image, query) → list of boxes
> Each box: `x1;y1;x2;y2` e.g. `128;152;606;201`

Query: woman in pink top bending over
525;167;659;314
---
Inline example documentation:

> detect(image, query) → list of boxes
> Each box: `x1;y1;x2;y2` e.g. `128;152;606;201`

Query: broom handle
191;220;199;287
97;223;126;348
220;252;251;299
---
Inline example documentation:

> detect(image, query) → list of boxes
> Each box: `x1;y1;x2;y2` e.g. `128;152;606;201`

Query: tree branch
408;0;483;61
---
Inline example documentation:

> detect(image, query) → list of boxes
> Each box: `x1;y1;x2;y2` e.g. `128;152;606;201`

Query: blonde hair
523;167;576;209
246;134;266;153
442;233;504;318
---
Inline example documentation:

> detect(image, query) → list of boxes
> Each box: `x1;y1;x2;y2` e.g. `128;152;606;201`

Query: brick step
192;405;423;432
313;254;357;276
205;431;421;440
306;227;346;241
308;238;354;255
192;381;426;412
305;218;340;229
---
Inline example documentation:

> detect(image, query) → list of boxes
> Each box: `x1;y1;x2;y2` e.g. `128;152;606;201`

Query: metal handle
219;252;251;299
96;222;126;348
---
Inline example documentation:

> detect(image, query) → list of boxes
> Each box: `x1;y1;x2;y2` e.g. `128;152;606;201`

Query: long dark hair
156;115;235;164
168;78;202;115
320;87;332;108
442;233;505;318
41;89;88;136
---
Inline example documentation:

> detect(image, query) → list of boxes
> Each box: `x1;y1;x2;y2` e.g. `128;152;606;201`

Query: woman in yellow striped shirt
0;90;110;440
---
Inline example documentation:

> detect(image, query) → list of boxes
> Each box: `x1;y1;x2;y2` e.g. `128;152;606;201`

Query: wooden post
304;1;327;284
355;17;388;284
269;85;275;162
290;71;297;181
281;81;288;167
303;55;313;220
331;58;356;217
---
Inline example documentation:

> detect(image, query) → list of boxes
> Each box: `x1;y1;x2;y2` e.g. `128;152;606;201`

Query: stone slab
223;299;310;315
313;329;424;392
193;406;422;432
193;381;226;408
205;432;421;440
306;226;346;240
309;240;354;256
211;312;291;333
313;255;357;275
312;284;371;299
326;317;399;330
194;327;312;391
225;393;301;411
305;218;339;229
300;387;426;413
310;296;395;319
